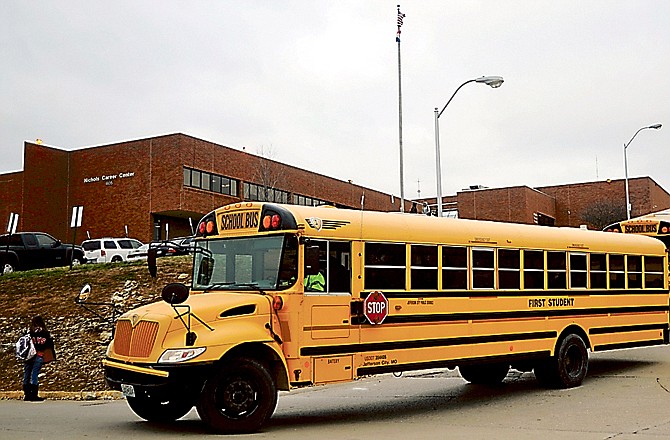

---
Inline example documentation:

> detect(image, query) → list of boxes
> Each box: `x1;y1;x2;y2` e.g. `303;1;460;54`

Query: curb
0;391;123;401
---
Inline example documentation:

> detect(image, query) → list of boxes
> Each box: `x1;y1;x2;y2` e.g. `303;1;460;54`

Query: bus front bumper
103;358;214;399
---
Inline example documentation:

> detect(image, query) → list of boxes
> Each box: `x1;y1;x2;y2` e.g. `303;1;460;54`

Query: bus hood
118;291;272;325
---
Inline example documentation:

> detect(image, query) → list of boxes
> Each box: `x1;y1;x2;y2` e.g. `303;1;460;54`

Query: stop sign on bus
364;290;389;324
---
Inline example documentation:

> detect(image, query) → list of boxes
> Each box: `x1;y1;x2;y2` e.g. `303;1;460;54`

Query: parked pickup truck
0;232;86;275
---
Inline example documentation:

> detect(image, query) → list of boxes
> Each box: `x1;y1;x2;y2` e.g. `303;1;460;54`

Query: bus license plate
121;384;135;398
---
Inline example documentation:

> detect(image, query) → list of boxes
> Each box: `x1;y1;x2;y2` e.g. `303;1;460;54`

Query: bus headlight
158;347;206;363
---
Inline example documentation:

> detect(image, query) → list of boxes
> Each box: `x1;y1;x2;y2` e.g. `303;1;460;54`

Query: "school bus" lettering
220;211;259;230
625;224;657;234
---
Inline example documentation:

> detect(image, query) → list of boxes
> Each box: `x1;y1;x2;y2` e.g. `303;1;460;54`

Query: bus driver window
304;240;352;294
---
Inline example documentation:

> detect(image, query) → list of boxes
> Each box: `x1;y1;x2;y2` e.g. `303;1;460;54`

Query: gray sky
2;1;668;199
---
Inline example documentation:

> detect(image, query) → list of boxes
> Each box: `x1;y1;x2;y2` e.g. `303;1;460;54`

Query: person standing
23;316;56;402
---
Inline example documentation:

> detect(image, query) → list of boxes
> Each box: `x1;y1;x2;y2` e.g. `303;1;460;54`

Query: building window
183;167;239;196
293;193;325;207
211;175;221;193
183;168;191;186
243;182;290;203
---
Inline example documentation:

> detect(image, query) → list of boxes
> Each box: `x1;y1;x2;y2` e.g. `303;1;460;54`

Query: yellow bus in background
103;202;670;433
604;210;670;248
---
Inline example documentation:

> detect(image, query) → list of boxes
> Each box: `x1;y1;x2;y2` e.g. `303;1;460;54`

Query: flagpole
396;5;405;212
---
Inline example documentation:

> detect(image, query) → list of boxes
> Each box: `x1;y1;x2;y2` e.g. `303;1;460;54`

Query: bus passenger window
364;242;406;290
627;255;642;288
644;256;664;288
524;250;544;289
472;248;494;289
411;245;437;290
569;253;587;289
498;249;520;290
443;246;467;290
328;241;352;294
547;251;566;289
590;254;607;289
609;255;625;289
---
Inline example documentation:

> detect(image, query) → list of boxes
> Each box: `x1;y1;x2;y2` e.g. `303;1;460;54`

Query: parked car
126;237;195;262
81;238;144;263
126;244;150;262
167;236;195;255
0;232;86;274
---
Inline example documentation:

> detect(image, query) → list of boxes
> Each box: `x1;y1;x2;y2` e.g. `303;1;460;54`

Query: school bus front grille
114;320;160;358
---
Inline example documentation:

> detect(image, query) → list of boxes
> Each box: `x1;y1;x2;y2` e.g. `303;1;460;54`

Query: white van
81;238;143;263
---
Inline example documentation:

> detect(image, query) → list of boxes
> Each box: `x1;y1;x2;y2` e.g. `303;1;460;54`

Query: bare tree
251;145;286;203
580;200;627;230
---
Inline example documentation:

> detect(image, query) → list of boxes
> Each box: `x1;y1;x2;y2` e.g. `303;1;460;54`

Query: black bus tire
535;333;588;388
196;357;277;434
126;394;194;422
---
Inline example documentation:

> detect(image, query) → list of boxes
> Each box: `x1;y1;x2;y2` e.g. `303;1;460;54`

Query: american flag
396;6;405;41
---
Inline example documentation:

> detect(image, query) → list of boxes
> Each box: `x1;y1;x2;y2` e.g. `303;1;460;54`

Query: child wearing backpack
22;316;56;402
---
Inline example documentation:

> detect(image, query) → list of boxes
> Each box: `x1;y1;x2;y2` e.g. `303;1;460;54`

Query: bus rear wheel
535;333;588;388
196;357;277;434
126;393;194;422
459;363;509;385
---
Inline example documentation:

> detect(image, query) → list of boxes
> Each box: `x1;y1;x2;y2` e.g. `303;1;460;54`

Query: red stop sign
364;291;389;324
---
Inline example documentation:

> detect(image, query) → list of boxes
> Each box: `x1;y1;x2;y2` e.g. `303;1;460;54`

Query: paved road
2;346;670;439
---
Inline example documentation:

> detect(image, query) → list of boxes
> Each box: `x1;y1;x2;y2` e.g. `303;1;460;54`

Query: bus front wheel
535;333;589;388
459;363;509;385
196;357;278;434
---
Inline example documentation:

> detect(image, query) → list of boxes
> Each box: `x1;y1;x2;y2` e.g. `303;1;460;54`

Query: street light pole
623;123;662;219
434;76;504;217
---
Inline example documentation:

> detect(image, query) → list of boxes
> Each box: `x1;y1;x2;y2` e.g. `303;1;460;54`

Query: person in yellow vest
304;271;325;292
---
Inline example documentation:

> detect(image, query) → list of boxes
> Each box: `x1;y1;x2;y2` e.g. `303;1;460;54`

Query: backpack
16;334;36;361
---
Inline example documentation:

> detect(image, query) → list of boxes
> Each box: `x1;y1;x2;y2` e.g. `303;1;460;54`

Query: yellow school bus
103;202;670;433
604;210;670;248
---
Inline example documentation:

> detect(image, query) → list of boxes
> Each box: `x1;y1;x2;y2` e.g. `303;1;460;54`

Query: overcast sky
2;1;669;200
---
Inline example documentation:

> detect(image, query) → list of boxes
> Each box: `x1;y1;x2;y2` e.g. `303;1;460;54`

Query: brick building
422;177;670;229
0;134;401;243
3;132;669;244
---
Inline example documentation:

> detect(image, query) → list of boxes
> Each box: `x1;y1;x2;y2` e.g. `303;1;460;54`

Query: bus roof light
271;214;281;229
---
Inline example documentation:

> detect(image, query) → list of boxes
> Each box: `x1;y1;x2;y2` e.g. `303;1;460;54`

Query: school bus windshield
192;234;299;291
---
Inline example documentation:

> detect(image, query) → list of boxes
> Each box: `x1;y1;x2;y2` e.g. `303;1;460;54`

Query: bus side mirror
161;283;190;304
305;246;320;275
148;248;158;278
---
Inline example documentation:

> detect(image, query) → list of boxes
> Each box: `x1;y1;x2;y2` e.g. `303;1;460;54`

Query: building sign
83;171;136;184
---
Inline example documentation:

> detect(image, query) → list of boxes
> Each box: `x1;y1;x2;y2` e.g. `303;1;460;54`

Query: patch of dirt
0;256;192;392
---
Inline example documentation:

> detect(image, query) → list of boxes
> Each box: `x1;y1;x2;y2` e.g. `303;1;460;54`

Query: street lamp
434;76;504;217
624;123;662;219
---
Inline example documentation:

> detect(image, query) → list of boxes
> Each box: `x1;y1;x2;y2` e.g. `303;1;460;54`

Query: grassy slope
0;256;192;392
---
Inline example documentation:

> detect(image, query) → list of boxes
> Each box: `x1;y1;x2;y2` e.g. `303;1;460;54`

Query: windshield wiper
203;282;235;292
